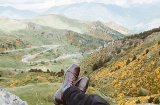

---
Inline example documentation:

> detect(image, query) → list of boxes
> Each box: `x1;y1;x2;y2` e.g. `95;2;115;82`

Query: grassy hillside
0;17;107;74
80;27;160;104
0;69;114;105
28;14;125;40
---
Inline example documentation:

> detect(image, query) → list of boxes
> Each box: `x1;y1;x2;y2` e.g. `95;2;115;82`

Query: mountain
80;27;160;104
105;22;134;36
44;2;160;33
0;6;38;19
0;14;126;41
27;14;125;40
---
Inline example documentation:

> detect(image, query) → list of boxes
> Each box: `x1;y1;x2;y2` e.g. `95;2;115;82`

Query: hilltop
80;27;160;104
27;14;126;40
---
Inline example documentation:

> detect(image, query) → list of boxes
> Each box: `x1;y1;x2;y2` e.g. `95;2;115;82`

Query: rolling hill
0;14;127;42
27;14;125;40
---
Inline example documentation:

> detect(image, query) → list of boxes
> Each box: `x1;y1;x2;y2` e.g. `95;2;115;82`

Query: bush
41;61;45;64
117;49;121;54
84;71;87;74
47;69;50;73
146;49;149;54
158;40;160;45
132;55;137;61
92;63;98;71
135;100;141;104
60;69;64;74
148;97;154;103
105;56;112;63
153;97;160;104
50;71;56;76
138;88;150;96
118;66;121;69
126;59;130;65
91;83;95;87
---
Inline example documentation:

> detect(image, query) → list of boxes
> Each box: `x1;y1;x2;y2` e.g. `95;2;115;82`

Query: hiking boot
53;64;80;105
75;76;89;93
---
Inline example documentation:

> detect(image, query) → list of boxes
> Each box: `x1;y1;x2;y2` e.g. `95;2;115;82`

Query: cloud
0;0;46;4
0;0;159;11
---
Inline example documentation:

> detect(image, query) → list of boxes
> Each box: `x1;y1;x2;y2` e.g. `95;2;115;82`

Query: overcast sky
0;0;159;11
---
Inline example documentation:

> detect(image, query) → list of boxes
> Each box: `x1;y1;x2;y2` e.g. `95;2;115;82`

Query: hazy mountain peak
105;22;134;35
0;6;38;19
44;2;160;33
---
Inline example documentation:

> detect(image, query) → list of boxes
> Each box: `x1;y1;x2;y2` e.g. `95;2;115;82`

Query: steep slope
80;27;160;104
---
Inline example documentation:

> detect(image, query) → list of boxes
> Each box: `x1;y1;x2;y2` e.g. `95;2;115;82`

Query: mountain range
0;2;160;33
0;6;37;19
0;14;130;41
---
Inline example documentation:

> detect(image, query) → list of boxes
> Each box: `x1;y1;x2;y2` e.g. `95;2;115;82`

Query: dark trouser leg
63;86;110;105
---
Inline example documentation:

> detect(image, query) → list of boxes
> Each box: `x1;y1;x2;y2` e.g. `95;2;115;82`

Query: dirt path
34;52;91;63
21;45;60;63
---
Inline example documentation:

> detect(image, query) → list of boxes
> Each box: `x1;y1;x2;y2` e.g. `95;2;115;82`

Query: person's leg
63;86;110;105
53;64;89;105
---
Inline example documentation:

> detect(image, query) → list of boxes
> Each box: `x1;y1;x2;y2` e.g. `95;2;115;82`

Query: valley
0;14;123;105
0;11;159;105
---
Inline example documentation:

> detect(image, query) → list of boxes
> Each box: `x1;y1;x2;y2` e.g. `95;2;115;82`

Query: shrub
117;48;121;54
50;71;56;76
158;40;160;45
153;97;160;104
38;69;43;72
47;69;50;73
92;63;98;71
148;97;154;103
132;55;137;61
84;71;87;74
126;59;130;65
91;83;95;87
138;88;150;96
105;56;112;63
146;49;149;54
60;69;64;74
135;100;141;104
118;66;121;69
41;61;45;64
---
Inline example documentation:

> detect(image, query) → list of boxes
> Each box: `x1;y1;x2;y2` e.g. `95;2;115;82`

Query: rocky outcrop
0;89;28;105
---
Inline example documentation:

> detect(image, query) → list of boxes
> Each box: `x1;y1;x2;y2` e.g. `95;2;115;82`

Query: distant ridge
44;2;160;33
0;6;38;19
0;14;127;40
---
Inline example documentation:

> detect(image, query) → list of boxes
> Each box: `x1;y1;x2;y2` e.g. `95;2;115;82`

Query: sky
0;0;159;11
